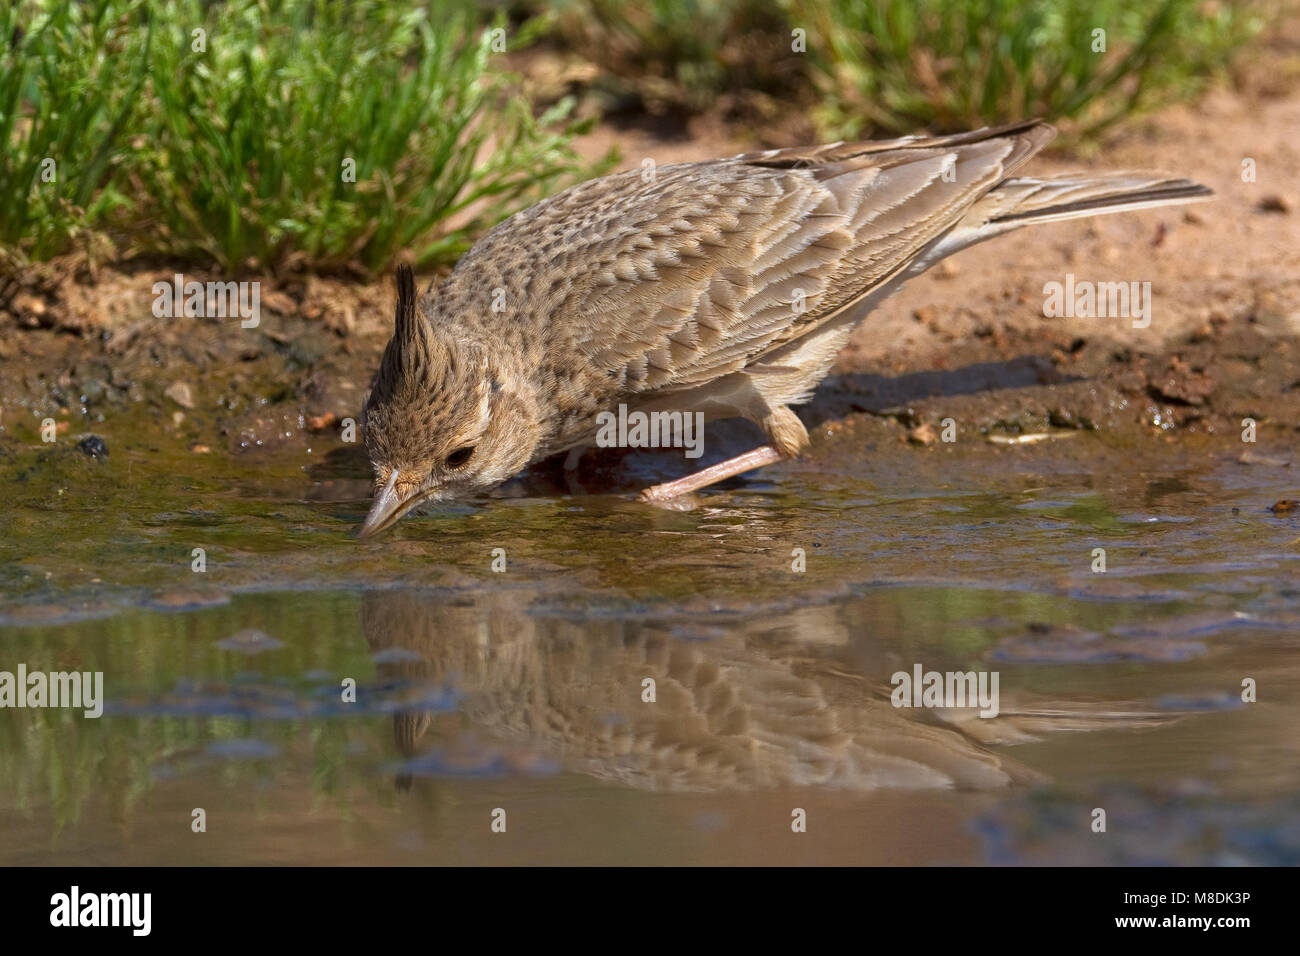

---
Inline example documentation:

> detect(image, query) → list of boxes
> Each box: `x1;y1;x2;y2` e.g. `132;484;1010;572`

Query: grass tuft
0;0;1271;273
0;0;151;264
129;0;600;274
2;0;602;274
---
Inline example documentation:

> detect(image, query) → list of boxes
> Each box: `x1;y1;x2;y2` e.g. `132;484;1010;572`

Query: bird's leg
638;405;807;502
562;444;589;495
563;445;587;472
638;445;784;501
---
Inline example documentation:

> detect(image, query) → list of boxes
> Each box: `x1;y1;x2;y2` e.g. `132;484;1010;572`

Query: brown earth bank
1;55;1297;475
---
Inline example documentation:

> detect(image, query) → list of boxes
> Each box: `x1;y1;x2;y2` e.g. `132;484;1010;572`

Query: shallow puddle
1;426;1298;864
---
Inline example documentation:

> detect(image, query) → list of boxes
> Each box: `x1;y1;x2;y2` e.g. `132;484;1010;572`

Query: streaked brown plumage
359;119;1211;535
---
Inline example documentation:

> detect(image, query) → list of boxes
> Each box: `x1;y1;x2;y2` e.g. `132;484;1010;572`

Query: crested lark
359;119;1210;536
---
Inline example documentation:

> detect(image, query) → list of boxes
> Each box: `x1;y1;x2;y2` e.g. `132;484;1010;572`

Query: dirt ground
1;32;1297;465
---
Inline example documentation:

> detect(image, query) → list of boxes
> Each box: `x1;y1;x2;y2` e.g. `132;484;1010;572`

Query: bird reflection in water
361;590;1184;794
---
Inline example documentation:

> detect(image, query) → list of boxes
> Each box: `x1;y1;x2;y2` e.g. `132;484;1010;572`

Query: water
2;423;1298;864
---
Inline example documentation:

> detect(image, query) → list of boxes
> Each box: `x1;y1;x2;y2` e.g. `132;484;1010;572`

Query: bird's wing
555;120;1054;393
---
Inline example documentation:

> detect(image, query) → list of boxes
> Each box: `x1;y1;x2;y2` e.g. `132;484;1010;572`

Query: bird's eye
445;446;474;469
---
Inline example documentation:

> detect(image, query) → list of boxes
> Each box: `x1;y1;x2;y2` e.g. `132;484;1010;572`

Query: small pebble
1257;194;1292;214
215;628;285;655
165;381;196;408
907;423;938;445
76;435;109;459
1238;451;1291;467
145;589;230;611
988;432;1078;446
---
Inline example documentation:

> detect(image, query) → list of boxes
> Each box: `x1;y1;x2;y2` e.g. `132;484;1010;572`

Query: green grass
2;0;602;274
130;0;599;274
792;0;1266;140
0;0;151;264
0;0;1271;273
552;0;1263;139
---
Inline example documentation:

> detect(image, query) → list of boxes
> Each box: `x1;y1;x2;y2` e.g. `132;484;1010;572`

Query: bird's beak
357;469;414;539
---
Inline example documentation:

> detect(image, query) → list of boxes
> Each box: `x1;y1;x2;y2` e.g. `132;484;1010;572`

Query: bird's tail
914;171;1213;268
981;173;1213;227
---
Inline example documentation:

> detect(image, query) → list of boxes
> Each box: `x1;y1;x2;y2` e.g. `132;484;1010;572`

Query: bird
358;119;1211;537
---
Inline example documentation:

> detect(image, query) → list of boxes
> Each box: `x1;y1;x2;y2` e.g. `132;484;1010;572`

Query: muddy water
1;419;1298;865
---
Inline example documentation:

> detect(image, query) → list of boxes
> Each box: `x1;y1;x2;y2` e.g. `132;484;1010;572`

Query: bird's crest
393;263;418;349
376;264;439;393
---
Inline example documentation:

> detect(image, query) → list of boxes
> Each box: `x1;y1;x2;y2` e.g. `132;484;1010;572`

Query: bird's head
357;265;540;537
